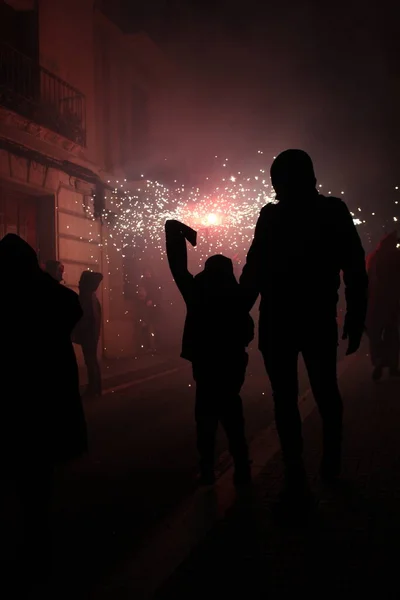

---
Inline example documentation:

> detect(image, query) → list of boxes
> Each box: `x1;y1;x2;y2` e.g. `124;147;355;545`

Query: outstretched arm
339;202;368;353
239;207;268;311
165;219;196;300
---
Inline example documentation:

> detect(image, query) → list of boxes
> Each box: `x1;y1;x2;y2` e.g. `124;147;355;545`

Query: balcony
0;41;86;146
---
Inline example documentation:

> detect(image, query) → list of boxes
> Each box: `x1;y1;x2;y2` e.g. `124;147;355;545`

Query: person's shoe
372;366;383;381
389;368;400;378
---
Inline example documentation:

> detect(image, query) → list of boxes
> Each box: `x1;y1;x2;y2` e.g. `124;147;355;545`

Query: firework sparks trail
99;160;278;265
86;154;400;270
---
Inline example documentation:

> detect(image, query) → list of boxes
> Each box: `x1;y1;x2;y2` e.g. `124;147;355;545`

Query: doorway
0;186;38;248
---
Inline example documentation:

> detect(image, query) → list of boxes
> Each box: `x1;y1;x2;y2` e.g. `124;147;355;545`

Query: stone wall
0;145;138;364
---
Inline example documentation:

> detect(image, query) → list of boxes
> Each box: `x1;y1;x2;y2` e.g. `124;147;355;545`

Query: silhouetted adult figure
366;232;400;380
240;150;368;501
74;271;103;398
44;259;64;283
165;219;254;486
0;234;87;584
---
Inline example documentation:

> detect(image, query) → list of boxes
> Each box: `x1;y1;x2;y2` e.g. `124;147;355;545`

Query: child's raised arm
165;220;196;301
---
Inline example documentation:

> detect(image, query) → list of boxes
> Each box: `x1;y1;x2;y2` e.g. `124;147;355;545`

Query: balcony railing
0;42;86;146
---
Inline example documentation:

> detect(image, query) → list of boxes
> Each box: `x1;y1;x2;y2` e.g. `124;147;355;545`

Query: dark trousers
192;352;249;474
82;341;102;395
368;323;399;370
261;321;343;472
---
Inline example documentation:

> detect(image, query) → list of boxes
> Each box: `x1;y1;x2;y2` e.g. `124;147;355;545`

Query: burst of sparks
85;154;400;271
97;163;277;266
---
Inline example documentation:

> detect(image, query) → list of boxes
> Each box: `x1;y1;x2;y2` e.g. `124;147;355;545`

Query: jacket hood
367;231;399;273
0;233;39;276
194;254;237;290
270;149;317;200
79;270;103;293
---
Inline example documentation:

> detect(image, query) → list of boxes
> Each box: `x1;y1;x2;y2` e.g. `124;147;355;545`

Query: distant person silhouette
0;234;87;584
165;219;254;487
240;150;368;501
44;259;64;283
366;232;400;380
73;271;103;398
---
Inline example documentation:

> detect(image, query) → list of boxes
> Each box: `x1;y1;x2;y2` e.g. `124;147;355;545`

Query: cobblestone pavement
155;354;400;599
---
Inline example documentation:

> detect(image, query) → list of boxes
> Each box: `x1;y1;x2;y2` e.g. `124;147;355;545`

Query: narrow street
47;344;334;595
152;352;400;600
1;340;347;598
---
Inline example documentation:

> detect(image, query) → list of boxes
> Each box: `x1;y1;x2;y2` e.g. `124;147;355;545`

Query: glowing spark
206;213;218;225
95;150;376;276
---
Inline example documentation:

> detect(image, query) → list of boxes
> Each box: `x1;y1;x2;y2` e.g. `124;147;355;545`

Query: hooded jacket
366;232;400;329
75;271;103;346
0;234;87;464
239;150;368;348
165;222;254;362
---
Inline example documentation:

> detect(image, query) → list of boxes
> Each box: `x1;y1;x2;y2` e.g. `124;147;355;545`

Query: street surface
155;351;400;599
2;337;346;597
51;342;346;595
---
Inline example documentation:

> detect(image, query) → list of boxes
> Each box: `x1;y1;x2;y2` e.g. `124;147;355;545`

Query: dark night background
98;0;400;241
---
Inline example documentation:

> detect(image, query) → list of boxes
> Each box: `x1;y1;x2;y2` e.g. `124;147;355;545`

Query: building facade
0;0;178;363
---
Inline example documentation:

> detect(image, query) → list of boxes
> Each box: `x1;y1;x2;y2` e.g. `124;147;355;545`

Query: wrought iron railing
0;42;86;146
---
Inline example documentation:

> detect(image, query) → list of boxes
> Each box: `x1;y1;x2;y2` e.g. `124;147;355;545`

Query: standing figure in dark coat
165;219;254;487
74;271;103;398
0;234;87;582
366;231;400;380
240;150;368;502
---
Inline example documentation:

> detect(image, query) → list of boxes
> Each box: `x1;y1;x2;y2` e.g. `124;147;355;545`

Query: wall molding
0;105;85;159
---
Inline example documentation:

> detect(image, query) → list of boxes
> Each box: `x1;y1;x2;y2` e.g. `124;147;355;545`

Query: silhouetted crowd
6;149;400;585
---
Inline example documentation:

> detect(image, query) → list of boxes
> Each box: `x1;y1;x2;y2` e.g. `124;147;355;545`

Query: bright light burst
206;213;218;226
100;161;276;265
90;154;400;271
